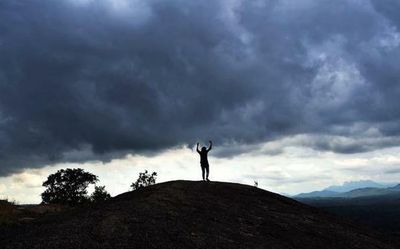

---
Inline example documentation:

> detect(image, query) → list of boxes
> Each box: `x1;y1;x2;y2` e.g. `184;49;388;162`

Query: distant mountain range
324;180;394;192
295;180;398;198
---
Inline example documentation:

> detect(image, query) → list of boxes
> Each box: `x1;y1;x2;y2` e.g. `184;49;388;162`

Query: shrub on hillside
131;170;157;190
91;185;111;203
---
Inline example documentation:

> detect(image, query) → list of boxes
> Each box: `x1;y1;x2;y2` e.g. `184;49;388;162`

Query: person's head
201;147;207;152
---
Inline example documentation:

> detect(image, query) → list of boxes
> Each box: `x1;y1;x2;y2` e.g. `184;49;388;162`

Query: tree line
41;168;157;206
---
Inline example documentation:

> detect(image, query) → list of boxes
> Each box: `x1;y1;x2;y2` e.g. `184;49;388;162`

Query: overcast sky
1;0;400;203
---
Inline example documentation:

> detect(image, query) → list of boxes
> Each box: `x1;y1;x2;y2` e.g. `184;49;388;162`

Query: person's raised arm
196;142;200;153
207;140;212;151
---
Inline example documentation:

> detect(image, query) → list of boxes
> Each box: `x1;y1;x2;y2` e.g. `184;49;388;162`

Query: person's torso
200;151;208;163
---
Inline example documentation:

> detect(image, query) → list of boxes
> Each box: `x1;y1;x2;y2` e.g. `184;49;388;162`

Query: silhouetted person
196;140;212;181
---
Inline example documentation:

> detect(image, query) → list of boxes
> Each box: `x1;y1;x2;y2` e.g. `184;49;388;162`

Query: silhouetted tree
131;170;157;190
41;168;98;206
90;185;111;203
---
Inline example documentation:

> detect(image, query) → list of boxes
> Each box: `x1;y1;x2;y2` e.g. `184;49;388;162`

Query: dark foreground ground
1;181;399;249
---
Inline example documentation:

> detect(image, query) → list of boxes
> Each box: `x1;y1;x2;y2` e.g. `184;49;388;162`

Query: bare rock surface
1;180;399;249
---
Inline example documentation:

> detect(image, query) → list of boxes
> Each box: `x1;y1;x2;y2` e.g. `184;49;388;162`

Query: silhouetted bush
131;170;157;190
91;185;111;203
41;168;98;206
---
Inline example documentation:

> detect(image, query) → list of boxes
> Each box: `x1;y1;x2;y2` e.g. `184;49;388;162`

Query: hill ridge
1;180;398;249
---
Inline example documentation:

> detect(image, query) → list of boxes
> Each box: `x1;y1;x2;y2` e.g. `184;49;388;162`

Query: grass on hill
0;199;17;225
0;199;68;226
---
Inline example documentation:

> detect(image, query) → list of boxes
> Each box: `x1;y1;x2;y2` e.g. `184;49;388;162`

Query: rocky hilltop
1;181;398;249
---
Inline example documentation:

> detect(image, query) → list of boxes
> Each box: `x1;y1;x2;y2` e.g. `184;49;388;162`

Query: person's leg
206;165;210;181
201;166;205;181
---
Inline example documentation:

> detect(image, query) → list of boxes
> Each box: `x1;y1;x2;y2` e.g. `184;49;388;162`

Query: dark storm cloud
1;0;400;175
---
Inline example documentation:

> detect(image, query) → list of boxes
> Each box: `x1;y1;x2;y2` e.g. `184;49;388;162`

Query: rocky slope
1;181;398;249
